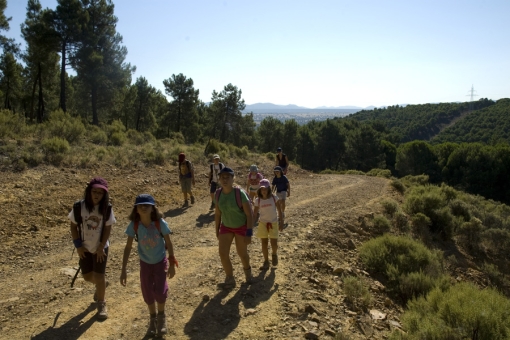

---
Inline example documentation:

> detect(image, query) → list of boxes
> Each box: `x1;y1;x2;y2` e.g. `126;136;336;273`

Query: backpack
73;200;112;244
133;219;167;249
215;186;254;223
180;160;193;176
210;162;224;182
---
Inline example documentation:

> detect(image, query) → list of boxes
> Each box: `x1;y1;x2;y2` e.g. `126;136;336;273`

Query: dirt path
0;165;393;339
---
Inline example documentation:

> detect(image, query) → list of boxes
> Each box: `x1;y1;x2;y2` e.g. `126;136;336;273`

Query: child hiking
253;179;283;270
246;164;263;203
272;166;290;219
215;167;253;289
208;154;224;210
178;152;195;206
120;194;177;337
275;147;289;175
69;177;116;320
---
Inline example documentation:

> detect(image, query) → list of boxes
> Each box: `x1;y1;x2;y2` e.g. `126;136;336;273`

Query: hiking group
68;147;290;337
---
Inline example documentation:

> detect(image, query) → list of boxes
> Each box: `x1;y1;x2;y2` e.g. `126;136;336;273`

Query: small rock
308;321;318;328
305;329;320;339
370;309;386;320
245;308;258;316
325;328;336;336
347;239;357;250
202;295;210;302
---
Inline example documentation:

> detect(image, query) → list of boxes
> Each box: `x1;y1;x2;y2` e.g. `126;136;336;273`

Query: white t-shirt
254;195;279;223
68;201;116;253
211;163;223;183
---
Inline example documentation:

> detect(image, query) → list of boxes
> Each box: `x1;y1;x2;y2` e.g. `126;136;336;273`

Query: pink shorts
219;224;248;236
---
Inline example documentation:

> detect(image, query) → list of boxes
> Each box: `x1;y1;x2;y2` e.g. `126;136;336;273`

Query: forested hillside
347;99;495;143
432;98;510;144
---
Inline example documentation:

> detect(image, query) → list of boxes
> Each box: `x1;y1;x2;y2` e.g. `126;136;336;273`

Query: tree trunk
30;70;38;121
59;42;67;112
37;62;45;123
92;85;99;125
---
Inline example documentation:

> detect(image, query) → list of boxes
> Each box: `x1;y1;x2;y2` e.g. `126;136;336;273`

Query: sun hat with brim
219;167;235;176
213;154;220;159
259;179;271;188
250;165;258;172
89;177;108;192
134;194;156;205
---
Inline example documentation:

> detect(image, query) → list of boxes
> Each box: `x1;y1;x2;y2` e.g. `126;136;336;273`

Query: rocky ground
0;161;401;340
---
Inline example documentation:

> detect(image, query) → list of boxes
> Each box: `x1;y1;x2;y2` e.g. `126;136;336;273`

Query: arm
191;166;195;186
119;236;134;286
95;224;112;263
164;234;176;279
70;222;86;259
287;181;291;197
277;200;284;230
246;177;250;192
215;203;222;239
209;167;213;185
242;201;253;245
253;206;259;224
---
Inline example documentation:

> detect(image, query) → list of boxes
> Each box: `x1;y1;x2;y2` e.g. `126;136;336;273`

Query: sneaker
93;280;109;302
96;301;108;320
272;254;278;266
156;314;167;336
217;275;236;290
210;202;215;210
190;196;195;204
259;260;270;270
147;316;157;336
183;200;189;207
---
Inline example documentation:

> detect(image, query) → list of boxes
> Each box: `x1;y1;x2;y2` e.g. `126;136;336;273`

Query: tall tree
0;0;18;53
282;119;299;160
316;119;346;171
257;116;283;152
133;76;156;132
209;83;246;143
21;0;60;122
163;73;199;141
51;0;85;113
74;0;133;125
0;52;23;112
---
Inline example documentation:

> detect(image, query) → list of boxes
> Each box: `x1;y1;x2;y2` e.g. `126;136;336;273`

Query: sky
4;0;510;108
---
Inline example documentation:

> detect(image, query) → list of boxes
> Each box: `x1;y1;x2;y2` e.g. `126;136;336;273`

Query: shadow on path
163;206;189;218
195;211;215;228
183;268;278;340
31;304;97;340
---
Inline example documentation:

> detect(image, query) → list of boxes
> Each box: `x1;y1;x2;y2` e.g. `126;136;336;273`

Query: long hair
257;186;271;199
128;205;164;222
83;185;110;214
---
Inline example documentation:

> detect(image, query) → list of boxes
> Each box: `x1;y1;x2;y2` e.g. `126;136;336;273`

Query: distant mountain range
244;103;371;111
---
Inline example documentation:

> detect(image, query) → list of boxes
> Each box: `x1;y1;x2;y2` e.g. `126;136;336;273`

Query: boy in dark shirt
271;166;290;219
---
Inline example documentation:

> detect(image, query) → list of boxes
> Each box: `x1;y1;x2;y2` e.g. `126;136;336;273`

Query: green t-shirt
217;188;249;228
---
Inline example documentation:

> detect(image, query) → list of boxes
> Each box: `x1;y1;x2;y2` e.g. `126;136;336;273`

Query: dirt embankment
0;163;398;339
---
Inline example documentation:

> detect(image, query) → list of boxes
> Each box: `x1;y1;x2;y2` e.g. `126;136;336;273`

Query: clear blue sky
4;0;510;108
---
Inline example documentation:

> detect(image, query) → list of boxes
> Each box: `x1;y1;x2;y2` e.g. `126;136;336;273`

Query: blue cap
134;194;156;205
219;167;235;176
277;147;282;152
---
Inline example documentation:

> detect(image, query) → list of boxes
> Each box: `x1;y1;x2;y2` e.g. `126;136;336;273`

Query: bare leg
233;234;251;270
261;238;269;261
218;233;235;276
270;238;278;255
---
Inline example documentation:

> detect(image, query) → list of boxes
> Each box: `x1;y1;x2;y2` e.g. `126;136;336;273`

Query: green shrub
41;137;70;165
411;213;432;242
449;199;471;220
320;169;342;174
266;151;276;161
390;179;406;194
360;235;446;302
381;199;399;217
0;110;26;139
169;131;185;145
482;228;510;253
126;129;145;145
110;131;127;146
401;174;429;186
144;143;165;165
343;276;372;308
367;168;392;178
43;110;85;144
482;262;507;289
89;125;108;145
440;183;458;202
394;210;409;232
457;217;483;251
391;283;510;339
229;144;248;158
96;147;108;161
372;215;391;234
20;146;43;167
344;170;365;175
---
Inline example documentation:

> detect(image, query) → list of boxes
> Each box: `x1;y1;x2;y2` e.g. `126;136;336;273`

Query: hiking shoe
156;314;167;336
210;201;215;210
93;280;109;302
183;200;189;207
190;196;195;204
272;254;278;266
244;267;253;284
147;316;157;336
259;260;270;270
217;276;236;290
96;301;108;320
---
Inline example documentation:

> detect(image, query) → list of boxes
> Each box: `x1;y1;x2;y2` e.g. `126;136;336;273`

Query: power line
466;85;479;102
